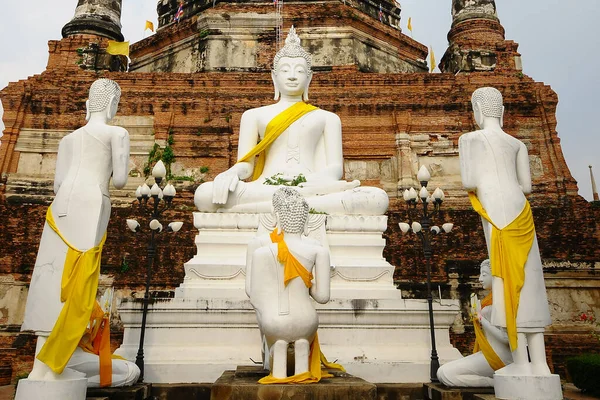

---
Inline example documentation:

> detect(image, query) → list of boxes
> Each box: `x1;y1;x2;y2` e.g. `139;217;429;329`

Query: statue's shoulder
315;108;340;122
459;129;486;144
301;236;322;247
108;125;129;138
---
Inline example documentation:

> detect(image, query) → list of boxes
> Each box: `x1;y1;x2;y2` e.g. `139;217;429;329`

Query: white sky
0;0;598;200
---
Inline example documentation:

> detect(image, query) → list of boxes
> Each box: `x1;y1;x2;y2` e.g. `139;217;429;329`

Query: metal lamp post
398;165;453;383
126;160;183;382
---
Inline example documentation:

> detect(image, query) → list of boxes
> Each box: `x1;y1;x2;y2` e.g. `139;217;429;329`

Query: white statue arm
212;111;256;204
478;310;509;345
516;141;532;194
459;134;477;190
303;113;343;183
111;127;130;189
309;247;331;304
245;237;263;298
54;137;71;194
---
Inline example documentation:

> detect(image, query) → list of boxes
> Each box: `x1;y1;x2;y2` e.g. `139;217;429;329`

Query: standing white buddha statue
437;260;513;387
245;187;343;383
194;26;388;215
19;79;139;391
458;87;552;378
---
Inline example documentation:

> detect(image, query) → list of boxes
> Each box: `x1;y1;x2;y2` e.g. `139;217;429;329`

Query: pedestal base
211;366;376;400
116;212;462;384
15;374;88;400
494;374;562;400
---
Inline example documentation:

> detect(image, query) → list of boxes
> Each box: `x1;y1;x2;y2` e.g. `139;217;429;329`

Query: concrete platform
210;366;377;400
424;383;495;400
86;383;152;400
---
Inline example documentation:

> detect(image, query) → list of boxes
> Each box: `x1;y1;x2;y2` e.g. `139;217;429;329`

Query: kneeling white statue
19;79;139;390
194;26;388;215
437;260;512;387
245;187;344;383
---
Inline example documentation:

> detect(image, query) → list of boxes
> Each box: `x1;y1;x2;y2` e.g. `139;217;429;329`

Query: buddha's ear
500;105;505;128
271;71;280;101
85;100;91;122
106;95;118;121
302;73;313;102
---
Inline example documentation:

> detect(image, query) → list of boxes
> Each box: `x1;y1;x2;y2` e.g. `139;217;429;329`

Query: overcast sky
0;0;598;200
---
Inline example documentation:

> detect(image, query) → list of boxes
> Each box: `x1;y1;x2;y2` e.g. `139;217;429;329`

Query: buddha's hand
212;169;240;204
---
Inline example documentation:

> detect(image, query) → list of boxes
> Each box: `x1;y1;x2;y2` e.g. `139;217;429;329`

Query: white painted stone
459;87;553;377
494;374;562;400
15;372;88;400
116;211;462;383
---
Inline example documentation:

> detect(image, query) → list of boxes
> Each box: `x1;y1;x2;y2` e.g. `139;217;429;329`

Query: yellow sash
237;102;318;181
37;207;106;374
468;192;535;351
258;230;344;384
258;333;345;384
472;294;505;371
270;229;314;288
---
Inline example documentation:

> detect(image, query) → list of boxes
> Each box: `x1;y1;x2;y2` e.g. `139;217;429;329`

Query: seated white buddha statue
437;260;513;387
20;79;139;387
194;26;388;215
459;87;552;377
245;187;343;383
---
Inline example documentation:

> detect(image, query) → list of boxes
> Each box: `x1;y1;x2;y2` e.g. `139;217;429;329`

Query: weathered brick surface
0;17;598;382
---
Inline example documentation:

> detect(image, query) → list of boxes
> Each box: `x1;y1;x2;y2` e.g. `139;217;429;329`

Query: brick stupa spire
62;0;124;41
440;0;521;74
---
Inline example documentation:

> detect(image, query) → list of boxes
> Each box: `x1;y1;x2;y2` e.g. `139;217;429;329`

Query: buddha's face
273;56;310;98
478;264;492;290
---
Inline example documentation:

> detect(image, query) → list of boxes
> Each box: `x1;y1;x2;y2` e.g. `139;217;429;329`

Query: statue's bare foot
495;362;532;376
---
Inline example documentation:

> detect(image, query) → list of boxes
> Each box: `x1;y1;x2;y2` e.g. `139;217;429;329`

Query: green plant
263;173;307;186
309;208;327;215
203;116;212;123
566;354;600;396
224;113;232;123
167;134;175;146
199;29;210;39
120;257;130;273
200;166;209;174
170;175;195;181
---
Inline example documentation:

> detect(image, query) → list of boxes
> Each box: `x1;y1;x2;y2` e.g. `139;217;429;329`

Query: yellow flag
407;17;412;32
145;20;154;32
106;40;130;57
429;46;436;73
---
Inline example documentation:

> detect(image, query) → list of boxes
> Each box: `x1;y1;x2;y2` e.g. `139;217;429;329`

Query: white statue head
471;87;504;129
478;259;492;290
85;78;122;122
272;187;309;234
272;26;313;101
0;99;5;146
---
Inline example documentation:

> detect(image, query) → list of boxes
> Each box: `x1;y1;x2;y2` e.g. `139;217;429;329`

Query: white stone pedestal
494;374;563;400
15;373;88;400
116;212;462;383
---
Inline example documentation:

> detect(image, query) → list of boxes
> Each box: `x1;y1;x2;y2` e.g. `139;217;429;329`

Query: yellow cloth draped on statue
37;207;106;374
78;301;125;387
472;294;505;371
269;229;314;288
237;102;318;181
468;192;535;351
258;230;345;384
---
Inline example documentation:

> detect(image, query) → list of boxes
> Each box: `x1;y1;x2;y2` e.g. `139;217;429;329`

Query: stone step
86;383;152;400
423;383;494;400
